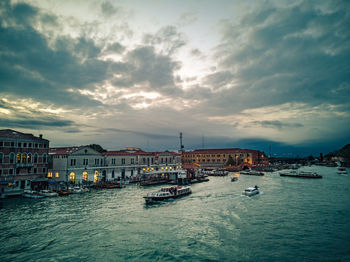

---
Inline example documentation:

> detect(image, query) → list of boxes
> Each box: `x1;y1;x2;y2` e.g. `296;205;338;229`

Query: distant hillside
336;144;350;158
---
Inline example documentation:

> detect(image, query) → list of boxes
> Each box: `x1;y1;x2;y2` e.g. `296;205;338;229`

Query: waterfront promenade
1;166;349;261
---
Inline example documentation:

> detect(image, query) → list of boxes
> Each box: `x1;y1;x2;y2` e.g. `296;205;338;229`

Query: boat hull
280;174;322;179
144;191;192;203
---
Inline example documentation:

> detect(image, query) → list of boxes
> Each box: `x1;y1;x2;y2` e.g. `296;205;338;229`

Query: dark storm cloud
206;0;350;113
101;1;120;18
0;118;74;128
112;46;183;95
0;0;108;107
250;120;304;130
101;128;177;140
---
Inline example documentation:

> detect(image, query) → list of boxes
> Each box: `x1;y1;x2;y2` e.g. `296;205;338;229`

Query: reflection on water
1;166;350;261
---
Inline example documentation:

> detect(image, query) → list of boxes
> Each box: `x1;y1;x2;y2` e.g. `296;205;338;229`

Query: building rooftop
0;129;49;142
184;148;263;154
49;147;81;155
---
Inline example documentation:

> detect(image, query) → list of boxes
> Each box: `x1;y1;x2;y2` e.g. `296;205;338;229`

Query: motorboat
279;171;322;178
240;170;264;176
144;186;192;204
23;190;46;199
39;190;58;197
243;186;259;196
231;176;238;182
69;186;85;194
337;167;347;174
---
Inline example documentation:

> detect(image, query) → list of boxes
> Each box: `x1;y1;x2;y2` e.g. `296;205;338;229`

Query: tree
226;155;235;166
87;144;106;153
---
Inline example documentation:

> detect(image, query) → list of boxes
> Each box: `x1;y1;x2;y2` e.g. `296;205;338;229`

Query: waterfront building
182;148;268;168
49;146;182;184
0;129;49;198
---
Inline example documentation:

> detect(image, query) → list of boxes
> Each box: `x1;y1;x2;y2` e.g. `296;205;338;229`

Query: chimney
39;134;43;139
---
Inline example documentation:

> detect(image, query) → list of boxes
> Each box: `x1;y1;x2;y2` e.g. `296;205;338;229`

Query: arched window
70;172;76;182
17;153;21;163
82;171;88;181
9;153;15;164
27;153;32;163
22;153;27;163
34;153;38;163
94;171;99;183
42;154;47;163
0;152;3;164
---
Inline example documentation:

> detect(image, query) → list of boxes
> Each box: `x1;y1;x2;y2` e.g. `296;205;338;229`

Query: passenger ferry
243;186;259;196
143;186;192;203
279;171;322;179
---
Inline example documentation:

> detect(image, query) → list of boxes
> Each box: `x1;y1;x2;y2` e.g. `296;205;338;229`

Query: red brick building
0;129;49;198
182;148;268;168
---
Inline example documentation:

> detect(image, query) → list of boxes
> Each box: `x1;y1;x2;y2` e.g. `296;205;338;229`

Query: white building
48;146;182;184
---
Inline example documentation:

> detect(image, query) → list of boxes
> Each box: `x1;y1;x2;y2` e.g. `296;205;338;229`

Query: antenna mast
179;132;184;151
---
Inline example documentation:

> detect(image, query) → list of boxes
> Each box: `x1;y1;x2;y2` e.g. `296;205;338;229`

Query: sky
0;0;349;156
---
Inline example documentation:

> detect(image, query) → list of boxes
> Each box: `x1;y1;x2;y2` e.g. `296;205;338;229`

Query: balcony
16;162;34;168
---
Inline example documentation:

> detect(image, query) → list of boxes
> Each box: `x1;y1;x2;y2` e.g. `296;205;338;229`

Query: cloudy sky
0;0;349;156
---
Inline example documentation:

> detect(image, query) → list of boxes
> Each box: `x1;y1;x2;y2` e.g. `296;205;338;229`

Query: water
1;166;350;262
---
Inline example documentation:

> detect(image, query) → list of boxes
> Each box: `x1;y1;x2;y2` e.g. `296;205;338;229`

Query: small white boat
39;190;59;197
23;190;46;199
242;186;259;196
69;186;84;194
337;167;347;174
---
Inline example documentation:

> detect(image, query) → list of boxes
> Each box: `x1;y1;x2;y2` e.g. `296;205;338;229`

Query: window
55;172;59;178
83;159;88;165
18;142;22;147
10;142;15;147
143;158;146;164
0;141;3;147
43;167;46;174
0;153;3;164
9;169;13;175
42;154;47;163
70;159;76;166
111;170;115;178
94;171;99;183
22;153;27;163
82;171;88;181
47;172;53;178
27;153;32;163
9;153;15;164
131;158;134;164
34;168;37;174
122;158;125;165
23;143;27;148
34;153;38;163
35;143;38;148
70;172;76;182
28;143;32;148
95;159;99;165
112;158;116;165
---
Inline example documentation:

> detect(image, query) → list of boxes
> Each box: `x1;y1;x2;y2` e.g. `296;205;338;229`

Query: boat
231;176;238;182
56;190;72;196
143;186;192;204
242;186;259;196
70;186;85;193
279;171;322;178
337;167;347;174
39;190;58;197
240;170;264;176
211;170;229;176
23;190;46;199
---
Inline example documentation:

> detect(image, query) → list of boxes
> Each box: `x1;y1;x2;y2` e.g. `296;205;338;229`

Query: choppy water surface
1;166;350;261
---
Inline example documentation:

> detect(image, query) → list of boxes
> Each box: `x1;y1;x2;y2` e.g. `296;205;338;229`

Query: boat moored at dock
240;170;264;176
279;171;322;178
39;190;58;197
23;190;46;199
